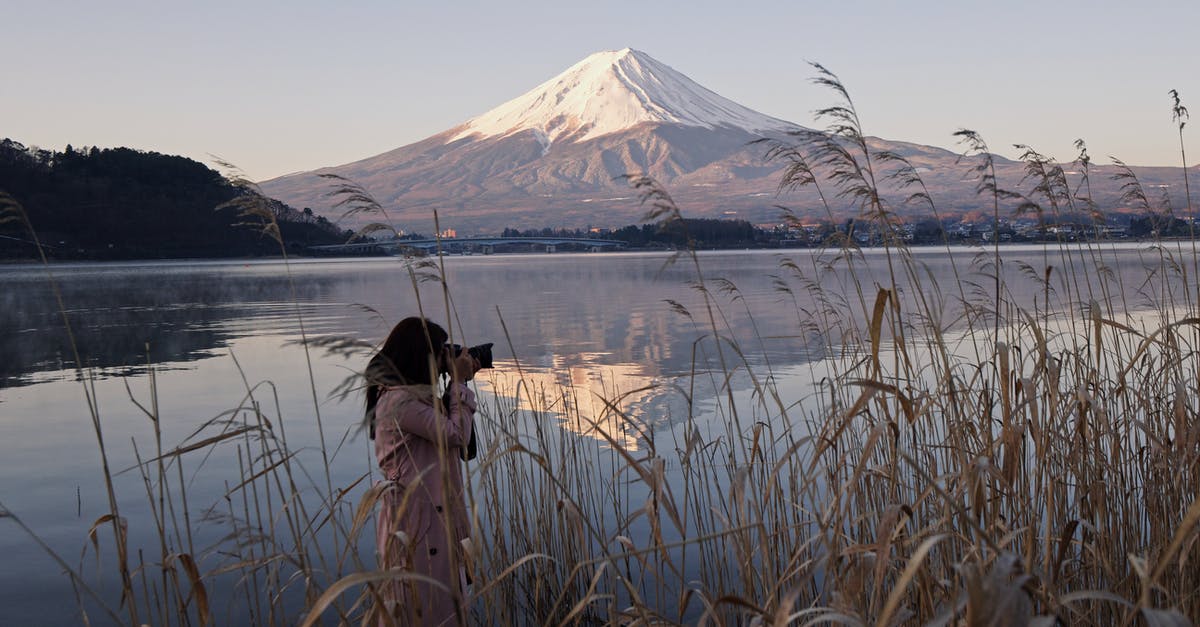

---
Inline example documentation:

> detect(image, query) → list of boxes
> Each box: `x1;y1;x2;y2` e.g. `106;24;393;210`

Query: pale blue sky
4;1;1196;180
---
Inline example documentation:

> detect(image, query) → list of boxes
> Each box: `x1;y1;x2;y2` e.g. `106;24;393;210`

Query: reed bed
2;66;1199;625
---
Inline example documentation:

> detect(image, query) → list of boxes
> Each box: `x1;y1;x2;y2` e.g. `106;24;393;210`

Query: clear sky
4;0;1197;181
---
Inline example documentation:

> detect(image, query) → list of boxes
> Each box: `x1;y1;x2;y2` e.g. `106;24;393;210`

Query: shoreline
4;235;1199;266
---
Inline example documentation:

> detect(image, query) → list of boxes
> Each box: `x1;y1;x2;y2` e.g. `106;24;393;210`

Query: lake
0;244;1192;624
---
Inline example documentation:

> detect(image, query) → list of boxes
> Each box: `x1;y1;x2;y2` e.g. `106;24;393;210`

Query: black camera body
446;342;494;369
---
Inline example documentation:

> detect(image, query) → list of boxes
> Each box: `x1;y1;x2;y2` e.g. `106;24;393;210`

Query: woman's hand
447;347;481;383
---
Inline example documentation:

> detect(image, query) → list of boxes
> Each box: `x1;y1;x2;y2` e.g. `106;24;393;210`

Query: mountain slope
0;139;349;260
261;48;815;232
261;49;1195;234
450;48;800;146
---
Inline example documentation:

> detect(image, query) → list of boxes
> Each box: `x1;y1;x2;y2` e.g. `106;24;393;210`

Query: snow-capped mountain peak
451;48;798;146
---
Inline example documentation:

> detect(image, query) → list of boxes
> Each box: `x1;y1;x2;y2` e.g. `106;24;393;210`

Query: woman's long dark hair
365;317;448;438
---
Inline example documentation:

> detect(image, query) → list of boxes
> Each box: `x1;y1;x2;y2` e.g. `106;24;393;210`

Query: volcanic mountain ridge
260;48;1192;234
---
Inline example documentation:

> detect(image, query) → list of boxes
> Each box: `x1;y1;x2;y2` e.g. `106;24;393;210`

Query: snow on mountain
260;47;821;231
261;48;1189;234
449;48;800;147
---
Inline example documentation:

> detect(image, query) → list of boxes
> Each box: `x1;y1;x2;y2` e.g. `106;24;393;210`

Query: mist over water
0;245;1187;623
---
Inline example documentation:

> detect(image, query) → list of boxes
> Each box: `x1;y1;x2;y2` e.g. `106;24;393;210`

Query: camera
446;342;494;369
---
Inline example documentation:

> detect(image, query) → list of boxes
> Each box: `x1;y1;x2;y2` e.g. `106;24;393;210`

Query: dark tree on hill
0;139;351;260
607;218;759;248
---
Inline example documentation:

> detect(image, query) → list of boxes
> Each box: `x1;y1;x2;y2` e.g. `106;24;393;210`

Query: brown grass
2;68;1199;626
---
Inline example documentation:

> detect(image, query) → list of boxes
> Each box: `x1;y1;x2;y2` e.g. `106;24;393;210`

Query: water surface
0;245;1189;623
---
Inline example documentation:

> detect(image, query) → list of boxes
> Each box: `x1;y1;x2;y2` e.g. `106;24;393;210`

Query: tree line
0;139;350;260
3;137;1188;261
500;218;760;248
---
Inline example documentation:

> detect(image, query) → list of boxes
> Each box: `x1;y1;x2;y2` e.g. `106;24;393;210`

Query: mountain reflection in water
0;253;837;395
481;354;671;451
1;247;1191;625
3;245;1176;396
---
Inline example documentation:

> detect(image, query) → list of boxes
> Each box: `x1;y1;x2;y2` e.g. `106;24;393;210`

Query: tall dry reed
2;69;1199;626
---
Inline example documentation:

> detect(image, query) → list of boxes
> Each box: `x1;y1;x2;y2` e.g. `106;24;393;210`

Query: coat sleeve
379;384;475;447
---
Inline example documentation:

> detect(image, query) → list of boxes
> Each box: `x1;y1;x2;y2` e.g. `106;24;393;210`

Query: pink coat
374;382;475;625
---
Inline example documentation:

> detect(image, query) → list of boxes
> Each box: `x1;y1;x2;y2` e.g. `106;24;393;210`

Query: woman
366;317;480;625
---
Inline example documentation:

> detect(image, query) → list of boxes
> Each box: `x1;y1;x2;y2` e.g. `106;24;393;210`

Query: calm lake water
0;245;1191;623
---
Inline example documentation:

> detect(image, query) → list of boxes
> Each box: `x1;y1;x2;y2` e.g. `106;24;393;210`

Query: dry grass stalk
4;71;1200;626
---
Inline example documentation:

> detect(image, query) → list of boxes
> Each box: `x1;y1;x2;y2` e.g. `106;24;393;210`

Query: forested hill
0;139;352;260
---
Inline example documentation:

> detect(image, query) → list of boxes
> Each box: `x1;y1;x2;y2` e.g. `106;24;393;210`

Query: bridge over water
308;236;627;256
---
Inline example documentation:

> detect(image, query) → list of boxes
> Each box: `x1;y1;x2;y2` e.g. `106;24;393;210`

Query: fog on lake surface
0;244;1191;623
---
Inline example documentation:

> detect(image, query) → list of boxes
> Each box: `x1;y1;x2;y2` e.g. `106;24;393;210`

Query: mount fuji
260;48;1191;233
445;48;800;147
261;48;810;232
